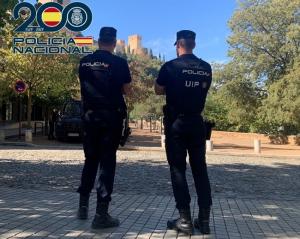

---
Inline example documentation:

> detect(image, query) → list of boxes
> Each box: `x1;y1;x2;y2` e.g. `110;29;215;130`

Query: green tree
0;0;18;30
149;48;154;59
0;23;78;128
215;0;300;135
258;57;300;134
204;63;262;132
131;95;164;120
204;93;231;131
125;53;162;114
228;0;300;85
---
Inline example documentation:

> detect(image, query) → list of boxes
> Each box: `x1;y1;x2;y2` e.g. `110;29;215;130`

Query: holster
119;109;131;147
204;120;215;140
163;105;178;123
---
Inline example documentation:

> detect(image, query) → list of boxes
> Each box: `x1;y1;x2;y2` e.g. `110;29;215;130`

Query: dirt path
5;125;299;157
131;127;300;157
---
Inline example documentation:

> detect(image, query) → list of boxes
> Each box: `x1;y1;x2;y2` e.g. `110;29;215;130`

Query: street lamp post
14;80;27;139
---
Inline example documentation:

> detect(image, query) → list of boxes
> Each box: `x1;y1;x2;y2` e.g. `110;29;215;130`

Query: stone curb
1;142;300;159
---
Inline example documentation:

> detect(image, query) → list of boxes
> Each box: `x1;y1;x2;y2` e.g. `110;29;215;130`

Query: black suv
55;100;83;141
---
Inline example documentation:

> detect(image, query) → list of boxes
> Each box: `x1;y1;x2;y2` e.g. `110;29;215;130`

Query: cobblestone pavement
0;149;299;200
0;148;299;238
0;187;299;239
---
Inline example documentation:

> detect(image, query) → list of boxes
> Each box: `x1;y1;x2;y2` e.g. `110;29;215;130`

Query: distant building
115;40;126;54
128;35;142;54
116;34;148;57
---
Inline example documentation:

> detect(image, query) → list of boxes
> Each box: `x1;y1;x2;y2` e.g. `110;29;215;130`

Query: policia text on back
76;27;212;235
155;30;212;235
77;27;132;229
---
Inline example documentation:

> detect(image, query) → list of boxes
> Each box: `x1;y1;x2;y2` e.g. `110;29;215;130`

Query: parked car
55;100;83;141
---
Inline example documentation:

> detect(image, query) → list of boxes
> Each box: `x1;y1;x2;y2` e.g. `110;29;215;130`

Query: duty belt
163;105;201;117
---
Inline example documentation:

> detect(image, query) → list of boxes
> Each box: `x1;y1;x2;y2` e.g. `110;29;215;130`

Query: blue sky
26;0;238;63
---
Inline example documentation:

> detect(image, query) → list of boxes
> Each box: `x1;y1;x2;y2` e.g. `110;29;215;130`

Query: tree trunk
27;88;32;129
44;106;49;135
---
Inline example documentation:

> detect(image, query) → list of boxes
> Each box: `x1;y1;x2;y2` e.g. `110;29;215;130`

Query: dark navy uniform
77;49;131;203
156;53;212;211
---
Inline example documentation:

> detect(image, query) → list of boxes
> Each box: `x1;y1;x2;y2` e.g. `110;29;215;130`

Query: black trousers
77;110;122;203
164;115;212;210
48;122;55;140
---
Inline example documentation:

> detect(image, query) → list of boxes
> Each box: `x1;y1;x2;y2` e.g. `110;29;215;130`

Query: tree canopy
0;21;79;127
204;0;300;136
1;0;299;138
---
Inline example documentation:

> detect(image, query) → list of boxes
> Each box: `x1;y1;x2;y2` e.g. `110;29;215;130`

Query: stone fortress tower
116;34;148;56
38;1;154;58
115;40;126;53
128;35;142;54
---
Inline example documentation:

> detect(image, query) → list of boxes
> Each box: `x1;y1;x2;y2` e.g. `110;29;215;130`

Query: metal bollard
254;139;261;154
25;129;32;142
0;130;5;142
206;140;213;152
161;135;165;149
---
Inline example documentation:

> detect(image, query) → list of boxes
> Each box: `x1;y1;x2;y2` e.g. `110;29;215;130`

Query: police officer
155;30;212;235
48;108;58;140
77;27;132;229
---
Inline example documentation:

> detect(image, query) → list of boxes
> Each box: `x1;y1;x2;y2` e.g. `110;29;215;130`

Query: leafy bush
295;134;300;146
269;134;289;145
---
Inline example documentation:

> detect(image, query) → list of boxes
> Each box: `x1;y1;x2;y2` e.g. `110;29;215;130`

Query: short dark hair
178;39;195;50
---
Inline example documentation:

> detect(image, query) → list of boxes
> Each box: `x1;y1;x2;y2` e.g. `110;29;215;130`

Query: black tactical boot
91;202;119;229
167;209;193;235
77;194;89;220
194;207;211;234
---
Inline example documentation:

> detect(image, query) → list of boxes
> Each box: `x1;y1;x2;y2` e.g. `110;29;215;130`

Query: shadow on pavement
0;187;299;238
0;158;299;200
0;157;300;238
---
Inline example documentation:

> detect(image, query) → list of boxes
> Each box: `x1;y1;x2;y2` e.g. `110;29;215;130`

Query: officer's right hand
122;83;132;95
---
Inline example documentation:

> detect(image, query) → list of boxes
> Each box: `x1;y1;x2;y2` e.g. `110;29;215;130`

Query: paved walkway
0;149;299;238
0;187;299;239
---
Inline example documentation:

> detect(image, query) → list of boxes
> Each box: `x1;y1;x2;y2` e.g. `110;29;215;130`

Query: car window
63;102;81;117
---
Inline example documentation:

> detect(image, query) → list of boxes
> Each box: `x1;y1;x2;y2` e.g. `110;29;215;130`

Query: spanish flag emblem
42;7;62;27
74;37;94;46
